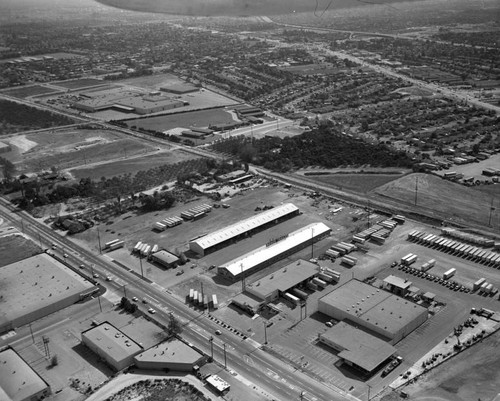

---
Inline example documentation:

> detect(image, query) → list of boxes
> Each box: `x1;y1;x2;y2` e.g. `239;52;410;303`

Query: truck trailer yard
72;180;500;401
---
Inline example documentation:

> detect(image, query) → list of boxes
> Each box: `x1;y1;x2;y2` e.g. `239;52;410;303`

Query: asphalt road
0;199;355;401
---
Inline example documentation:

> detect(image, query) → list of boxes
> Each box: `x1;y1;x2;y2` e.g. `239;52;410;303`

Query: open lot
0;230;42;267
53;78;107;90
125;108;237;132
371;173;499;227
1;85;62;99
392;329;500;401
304;172;406;193
116;73;184;90
69;148;199;180
3;128;158;175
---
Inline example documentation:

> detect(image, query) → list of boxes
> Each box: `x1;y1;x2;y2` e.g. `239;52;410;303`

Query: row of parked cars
398;265;471;293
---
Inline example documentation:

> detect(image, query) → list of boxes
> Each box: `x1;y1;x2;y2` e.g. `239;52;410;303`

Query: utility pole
29;323;35;343
240;263;245;292
263;322;268;344
367;384;371;401
488;197;495;227
139;256;144;278
97;294;102;312
123;285;127;298
310;227;314;259
96;228;102;254
223;343;227;368
209;336;214;360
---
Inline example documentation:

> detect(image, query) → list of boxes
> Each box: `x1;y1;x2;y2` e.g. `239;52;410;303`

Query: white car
148;308;156;314
93;273;99;278
63;253;69;258
132;297;139;302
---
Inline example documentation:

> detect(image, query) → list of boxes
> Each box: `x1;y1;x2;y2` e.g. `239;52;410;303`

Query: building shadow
71;342;114;377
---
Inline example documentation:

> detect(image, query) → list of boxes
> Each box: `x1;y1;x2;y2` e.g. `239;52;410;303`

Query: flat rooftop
191;203;299;251
134;339;202;365
320;279;391;317
0;253;96;328
0;348;49;401
320;280;427;337
360;296;427;335
246;259;318;299
220;222;331;277
82;322;142;362
384;275;412;290
320;322;396;372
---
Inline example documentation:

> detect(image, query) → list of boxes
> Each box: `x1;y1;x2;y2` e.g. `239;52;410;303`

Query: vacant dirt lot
384;329;500;401
372;173;499;227
125;108;237;132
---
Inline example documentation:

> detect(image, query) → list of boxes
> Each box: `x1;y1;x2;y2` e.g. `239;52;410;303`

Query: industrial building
150;250;180;269
189;203;300;256
383;275;413;297
246;259;319;303
218;222;331;280
318;322;397;375
73;90;185;115
82;322;143;371
0;253;98;334
319;280;428;344
133;339;205;371
0;347;50;401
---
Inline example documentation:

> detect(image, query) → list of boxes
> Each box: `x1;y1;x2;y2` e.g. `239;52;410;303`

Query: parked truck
443;268;456;280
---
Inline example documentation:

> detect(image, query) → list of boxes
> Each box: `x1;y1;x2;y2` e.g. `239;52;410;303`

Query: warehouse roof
320;280;391;316
82;322;142;363
384;275;412;290
134;339;203;365
320;322;396;372
0;253;96;329
219;222;331;277
151;250;179;266
246;259;318;299
320;280;427;338
361;296;426;335
191;203;299;251
0;348;49;401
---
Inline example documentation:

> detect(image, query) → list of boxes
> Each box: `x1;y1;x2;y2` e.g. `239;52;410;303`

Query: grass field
70;149;198;180
1;85;62;98
0;234;42;267
372;173;499;227
306;173;404;193
125;108;236;131
8;128;157;174
54;78;106;90
117;73;184;90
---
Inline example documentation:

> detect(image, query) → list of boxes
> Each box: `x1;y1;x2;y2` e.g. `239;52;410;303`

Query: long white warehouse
218;222;331;280
189;203;300;256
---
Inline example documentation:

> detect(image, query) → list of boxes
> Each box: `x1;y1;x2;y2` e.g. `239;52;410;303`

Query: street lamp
263;322;268;344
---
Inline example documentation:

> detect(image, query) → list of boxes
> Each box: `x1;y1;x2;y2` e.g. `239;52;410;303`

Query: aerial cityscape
0;0;499;400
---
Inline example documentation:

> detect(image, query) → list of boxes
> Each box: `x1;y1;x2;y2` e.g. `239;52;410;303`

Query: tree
50;354;58;367
166;313;183;337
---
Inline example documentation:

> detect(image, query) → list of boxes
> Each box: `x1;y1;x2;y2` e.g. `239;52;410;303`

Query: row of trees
9;159;209;212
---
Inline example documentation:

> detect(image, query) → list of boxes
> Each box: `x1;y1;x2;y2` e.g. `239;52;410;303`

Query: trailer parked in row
443;268;456;280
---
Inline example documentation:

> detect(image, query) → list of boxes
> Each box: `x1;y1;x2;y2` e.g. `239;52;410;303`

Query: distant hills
96;0;423;16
